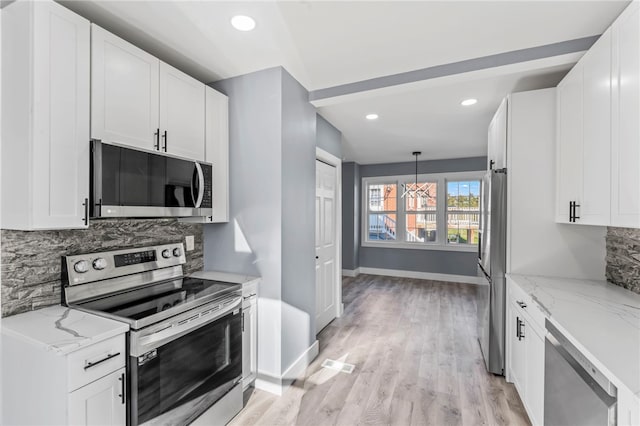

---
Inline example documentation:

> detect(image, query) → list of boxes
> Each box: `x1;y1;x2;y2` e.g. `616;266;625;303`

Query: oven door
129;297;242;426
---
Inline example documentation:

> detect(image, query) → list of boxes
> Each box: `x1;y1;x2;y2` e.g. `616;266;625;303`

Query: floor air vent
321;359;355;374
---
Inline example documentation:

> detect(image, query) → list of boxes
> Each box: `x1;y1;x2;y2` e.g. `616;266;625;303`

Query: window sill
361;241;478;252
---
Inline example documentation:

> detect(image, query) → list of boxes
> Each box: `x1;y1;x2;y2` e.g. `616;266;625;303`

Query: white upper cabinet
91;24;160;152
206;87;230;222
160;62;205;161
612;1;640;228
91;25;206;161
556;0;640;228
1;0;90;230
556;28;613;226
556;31;611;225
581;29;612;226
556;63;583;224
487;98;508;170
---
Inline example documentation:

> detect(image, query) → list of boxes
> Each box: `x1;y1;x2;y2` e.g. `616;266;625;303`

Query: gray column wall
355;156;486;276
316;114;342;158
205;67;319;380
206;67;284;380
341;162;360;271
280;69;317;371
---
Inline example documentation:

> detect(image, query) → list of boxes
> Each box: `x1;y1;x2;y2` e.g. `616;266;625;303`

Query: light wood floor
229;274;530;426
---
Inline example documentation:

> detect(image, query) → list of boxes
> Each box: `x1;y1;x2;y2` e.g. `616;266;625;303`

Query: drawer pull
84;352;120;370
516;300;527;309
118;372;125;404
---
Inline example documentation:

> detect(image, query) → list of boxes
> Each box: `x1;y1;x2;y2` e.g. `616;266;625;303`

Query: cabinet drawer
68;335;126;391
242;281;257;299
508;279;547;333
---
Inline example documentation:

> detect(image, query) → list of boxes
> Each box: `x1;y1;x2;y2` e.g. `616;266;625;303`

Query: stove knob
73;260;89;273
161;249;171;259
92;258;107;270
173;247;182;257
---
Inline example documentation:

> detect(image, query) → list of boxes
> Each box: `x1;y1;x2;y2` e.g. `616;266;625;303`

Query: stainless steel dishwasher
544;319;617;426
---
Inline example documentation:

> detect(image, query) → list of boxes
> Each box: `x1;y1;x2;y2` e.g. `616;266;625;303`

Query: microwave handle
194;162;205;208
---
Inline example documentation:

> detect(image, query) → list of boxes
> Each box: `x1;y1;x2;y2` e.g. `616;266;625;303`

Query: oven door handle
132;297;242;356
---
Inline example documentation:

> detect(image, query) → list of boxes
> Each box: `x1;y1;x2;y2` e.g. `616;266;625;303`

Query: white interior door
316;160;337;333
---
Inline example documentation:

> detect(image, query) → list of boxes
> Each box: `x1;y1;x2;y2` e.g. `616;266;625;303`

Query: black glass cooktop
76;277;241;328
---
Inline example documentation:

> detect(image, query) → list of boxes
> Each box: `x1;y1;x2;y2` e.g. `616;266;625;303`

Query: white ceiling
60;0;630;164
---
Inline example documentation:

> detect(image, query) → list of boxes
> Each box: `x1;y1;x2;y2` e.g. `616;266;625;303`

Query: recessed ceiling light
366;113;379;120
461;98;478;106
231;15;256;31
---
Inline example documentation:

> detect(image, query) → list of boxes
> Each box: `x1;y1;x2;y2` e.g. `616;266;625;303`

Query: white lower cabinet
2;325;127;426
242;282;258;389
69;368;126;426
506;278;545;425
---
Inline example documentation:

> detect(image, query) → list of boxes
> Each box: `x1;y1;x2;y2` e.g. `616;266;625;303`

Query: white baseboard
358;267;481;285
254;375;284;396
282;340;319;382
342;268;360;277
254;340;319;396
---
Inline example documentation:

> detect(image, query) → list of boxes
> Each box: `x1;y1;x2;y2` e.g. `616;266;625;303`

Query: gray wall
280;70;317;371
1;219;203;317
341;162;360;270
207;67;283;381
606;227;640;294
206;67;317;380
346;156;486;276
316;115;342;158
360;156;486;177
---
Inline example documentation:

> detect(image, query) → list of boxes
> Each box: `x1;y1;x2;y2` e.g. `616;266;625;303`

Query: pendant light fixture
401;151;431;199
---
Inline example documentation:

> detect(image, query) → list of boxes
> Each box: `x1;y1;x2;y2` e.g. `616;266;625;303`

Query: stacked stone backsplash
606;227;640;294
1;218;203;317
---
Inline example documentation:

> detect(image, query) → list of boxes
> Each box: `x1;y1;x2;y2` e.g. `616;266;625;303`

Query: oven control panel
64;243;187;287
115;249;157;267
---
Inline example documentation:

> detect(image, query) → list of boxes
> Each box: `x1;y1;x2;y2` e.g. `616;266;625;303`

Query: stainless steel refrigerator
477;168;507;375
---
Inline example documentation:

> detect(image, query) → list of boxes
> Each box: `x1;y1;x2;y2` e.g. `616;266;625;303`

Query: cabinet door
525;326;545;426
91;24;160;151
555;64;583;223
159;62;205;161
508;304;527;395
205;87;229;222
612;2;640;228
31;1;90;229
242;299;257;389
68;368;126;426
581;29;612;226
488;98;507;170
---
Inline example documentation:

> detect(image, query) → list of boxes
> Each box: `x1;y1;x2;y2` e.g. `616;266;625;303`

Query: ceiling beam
309;35;598;103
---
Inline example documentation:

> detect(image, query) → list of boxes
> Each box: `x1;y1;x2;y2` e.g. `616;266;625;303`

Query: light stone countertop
507;274;640;397
1;305;129;356
190;270;260;287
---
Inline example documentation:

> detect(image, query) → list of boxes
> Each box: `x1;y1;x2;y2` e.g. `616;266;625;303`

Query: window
446;180;480;245
363;172;482;251
367;183;397;240
404;182;437;242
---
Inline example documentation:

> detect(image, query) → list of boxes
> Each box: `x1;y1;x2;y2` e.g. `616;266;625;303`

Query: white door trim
315;147;343;330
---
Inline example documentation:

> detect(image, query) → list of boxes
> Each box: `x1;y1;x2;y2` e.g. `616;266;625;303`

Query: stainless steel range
62;243;243;426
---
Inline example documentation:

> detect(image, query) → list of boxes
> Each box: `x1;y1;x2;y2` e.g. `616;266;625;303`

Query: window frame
361;171;484;252
445;178;481;246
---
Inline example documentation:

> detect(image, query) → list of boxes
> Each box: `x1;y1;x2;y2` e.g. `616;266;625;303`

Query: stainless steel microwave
90;140;213;218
